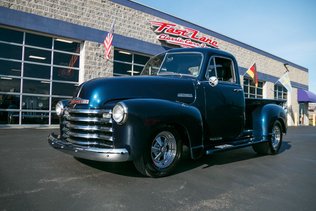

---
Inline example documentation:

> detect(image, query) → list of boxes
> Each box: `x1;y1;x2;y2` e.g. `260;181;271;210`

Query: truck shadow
75;158;143;177
174;140;292;174
76;141;291;178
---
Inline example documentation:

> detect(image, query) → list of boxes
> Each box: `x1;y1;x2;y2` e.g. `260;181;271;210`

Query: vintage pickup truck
48;48;287;177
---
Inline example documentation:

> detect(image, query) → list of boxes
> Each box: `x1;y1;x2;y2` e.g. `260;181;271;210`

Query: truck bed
245;98;286;130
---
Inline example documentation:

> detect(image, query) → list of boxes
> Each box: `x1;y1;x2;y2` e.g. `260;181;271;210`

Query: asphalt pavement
0;127;315;211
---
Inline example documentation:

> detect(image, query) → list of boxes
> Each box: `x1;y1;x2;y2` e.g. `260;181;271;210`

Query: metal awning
298;89;316;103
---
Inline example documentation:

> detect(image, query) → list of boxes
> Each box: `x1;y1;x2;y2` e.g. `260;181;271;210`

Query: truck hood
74;76;196;109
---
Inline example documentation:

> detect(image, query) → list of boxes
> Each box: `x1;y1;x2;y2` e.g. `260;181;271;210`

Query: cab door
202;56;245;140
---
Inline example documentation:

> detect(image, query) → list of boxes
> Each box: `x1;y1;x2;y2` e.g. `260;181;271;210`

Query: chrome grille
61;108;113;148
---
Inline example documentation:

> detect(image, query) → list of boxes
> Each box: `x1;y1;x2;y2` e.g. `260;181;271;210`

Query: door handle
233;89;243;93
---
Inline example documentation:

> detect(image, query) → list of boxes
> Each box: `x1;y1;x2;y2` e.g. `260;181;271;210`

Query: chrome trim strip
65;131;113;141
48;134;130;162
66;138;113;147
64;116;112;123
65;122;113;132
67;109;111;114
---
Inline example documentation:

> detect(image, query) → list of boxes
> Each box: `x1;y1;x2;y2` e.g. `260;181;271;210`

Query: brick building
0;0;313;126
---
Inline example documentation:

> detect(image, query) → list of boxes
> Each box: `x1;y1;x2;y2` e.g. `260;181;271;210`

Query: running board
205;138;265;155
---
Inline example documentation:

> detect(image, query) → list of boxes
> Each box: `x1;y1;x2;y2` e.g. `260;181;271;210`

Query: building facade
0;0;311;126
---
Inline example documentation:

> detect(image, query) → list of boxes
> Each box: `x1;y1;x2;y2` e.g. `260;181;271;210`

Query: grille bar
66;137;113;148
65;131;113;141
67;109;109;114
64;121;113;132
64;116;112;123
61;108;113;148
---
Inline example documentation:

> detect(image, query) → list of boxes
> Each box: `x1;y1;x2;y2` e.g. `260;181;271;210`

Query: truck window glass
206;58;216;79
214;57;235;83
141;53;165;75
142;52;202;77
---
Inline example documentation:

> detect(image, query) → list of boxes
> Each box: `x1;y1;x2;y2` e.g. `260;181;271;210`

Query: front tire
133;127;182;177
252;120;283;155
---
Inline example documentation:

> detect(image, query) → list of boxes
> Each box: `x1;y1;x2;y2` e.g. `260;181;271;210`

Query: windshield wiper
158;71;181;76
158;72;196;78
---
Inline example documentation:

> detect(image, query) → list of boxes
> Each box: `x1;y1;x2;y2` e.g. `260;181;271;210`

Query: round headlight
112;103;127;124
56;101;65;116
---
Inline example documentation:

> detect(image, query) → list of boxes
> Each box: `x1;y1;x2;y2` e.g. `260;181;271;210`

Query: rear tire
252;120;283;155
133;127;182;177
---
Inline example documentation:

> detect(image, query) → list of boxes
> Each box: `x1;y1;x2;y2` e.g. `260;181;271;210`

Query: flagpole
284;63;290;72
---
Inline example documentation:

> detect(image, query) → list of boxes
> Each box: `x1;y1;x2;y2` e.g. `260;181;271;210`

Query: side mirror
209;76;218;87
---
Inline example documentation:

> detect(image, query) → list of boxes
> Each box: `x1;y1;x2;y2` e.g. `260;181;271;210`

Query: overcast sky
134;0;316;94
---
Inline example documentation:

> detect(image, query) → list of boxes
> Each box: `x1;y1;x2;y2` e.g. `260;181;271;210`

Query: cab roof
167;47;235;59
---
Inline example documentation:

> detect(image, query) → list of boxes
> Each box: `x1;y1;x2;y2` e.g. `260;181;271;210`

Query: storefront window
134;54;149;65
54;52;79;67
243;78;264;98
23;79;50;95
53;67;79;82
25;47;52;64
114;62;132;76
0;60;22;76
52;82;77;96
0;26;80;125
274;84;287;100
0;77;21;93
0;27;23;43
24;63;51;79
0;43;22;60
22;96;49;110
25;33;52;49
113;49;150;76
54;39;80;52
0;93;20;124
21;111;49;124
0;94;20;109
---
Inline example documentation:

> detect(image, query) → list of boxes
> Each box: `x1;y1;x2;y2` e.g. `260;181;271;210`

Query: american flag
103;20;115;60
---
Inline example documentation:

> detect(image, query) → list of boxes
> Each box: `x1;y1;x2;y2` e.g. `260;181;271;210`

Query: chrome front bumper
48;133;130;162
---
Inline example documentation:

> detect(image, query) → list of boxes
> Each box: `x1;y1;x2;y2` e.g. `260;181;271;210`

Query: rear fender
252;104;287;141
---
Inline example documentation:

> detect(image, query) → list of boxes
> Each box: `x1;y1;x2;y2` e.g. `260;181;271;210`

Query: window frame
113;48;151;76
205;56;236;84
274;83;288;100
243;77;264;99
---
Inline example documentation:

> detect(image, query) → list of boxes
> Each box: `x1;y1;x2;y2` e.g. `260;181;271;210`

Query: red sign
150;21;219;48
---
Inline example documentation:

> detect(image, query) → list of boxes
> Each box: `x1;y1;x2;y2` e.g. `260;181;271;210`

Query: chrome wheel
133;127;182;177
271;124;281;150
151;131;177;169
252;120;283;155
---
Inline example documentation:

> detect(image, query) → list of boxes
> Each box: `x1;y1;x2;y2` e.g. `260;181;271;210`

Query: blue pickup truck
48;48;287;177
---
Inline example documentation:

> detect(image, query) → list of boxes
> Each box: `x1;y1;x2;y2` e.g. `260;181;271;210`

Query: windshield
141;52;203;77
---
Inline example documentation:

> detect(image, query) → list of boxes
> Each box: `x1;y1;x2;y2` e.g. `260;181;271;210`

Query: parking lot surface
0;127;316;211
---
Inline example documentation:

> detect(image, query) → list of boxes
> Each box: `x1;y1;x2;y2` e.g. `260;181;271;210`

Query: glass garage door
0;26;81;125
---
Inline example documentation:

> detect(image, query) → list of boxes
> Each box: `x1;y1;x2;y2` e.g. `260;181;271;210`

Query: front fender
112;99;204;160
252;104;287;141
